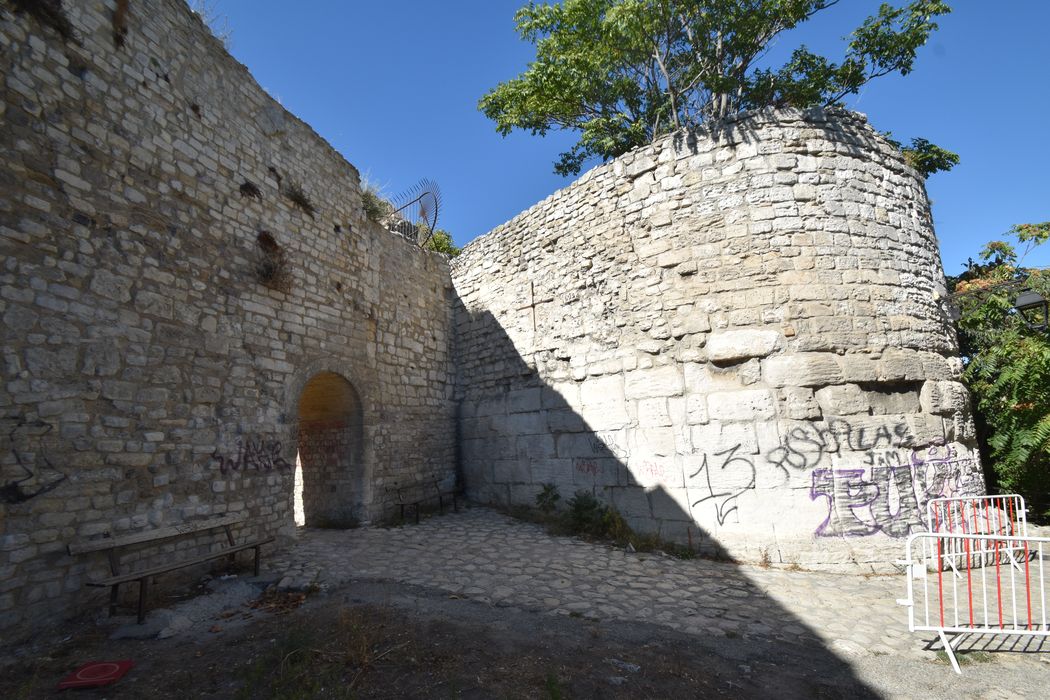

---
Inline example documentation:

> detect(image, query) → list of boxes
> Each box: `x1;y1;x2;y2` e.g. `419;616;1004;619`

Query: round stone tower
452;108;981;569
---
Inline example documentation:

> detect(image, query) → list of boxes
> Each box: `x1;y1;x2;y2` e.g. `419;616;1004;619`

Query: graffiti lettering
689;444;756;526
575;459;600;476
810;452;982;538
1;417;67;504
212;437;292;474
765;419;911;475
588;432;629;460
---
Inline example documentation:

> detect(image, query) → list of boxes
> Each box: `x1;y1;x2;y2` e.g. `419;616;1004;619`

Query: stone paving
269;507;925;659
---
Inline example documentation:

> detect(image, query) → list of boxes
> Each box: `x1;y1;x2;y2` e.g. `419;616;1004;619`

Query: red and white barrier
899;496;1047;673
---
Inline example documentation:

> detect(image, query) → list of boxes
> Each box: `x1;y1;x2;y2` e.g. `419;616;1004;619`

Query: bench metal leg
137;578;148;624
399;504;406;523
253;545;261;577
109;584;119;616
438;495;445;515
414;504;420;524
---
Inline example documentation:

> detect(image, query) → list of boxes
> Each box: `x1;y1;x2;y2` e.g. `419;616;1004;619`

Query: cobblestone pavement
268;507;1050;689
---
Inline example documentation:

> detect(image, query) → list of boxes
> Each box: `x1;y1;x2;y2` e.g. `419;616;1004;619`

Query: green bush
951;223;1050;520
535;483;560;513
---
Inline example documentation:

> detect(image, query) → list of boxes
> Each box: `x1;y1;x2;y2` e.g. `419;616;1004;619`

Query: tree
950;223;1050;519
481;0;952;176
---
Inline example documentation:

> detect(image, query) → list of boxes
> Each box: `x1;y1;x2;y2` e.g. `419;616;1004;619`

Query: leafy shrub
951;223;1050;520
535;483;560;513
361;186;392;224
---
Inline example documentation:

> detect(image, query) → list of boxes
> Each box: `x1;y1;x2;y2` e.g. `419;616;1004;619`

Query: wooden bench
392;479;461;524
68;513;274;624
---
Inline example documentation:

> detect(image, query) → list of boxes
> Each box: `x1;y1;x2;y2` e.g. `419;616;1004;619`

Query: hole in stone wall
256;231;292;293
295;372;364;528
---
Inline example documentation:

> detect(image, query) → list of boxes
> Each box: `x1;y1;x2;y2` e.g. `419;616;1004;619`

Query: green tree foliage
481;0;952;175
882;133;960;177
950;223;1050;518
424;229;462;257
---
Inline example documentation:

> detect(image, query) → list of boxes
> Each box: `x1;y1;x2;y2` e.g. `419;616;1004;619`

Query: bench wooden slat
85;536;275;587
68;513;247;555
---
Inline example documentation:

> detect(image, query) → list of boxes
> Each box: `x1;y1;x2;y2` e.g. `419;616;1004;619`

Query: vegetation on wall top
481;0;954;176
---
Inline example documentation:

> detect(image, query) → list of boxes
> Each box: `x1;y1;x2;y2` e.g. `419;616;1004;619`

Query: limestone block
706;329;781;364
516;434;556;460
627;427;677;458
529;458;574;486
624;365;683;399
495;412;546;436
762;353;843;387
89;269;132;303
685;394;709;425
814;384;869;416
571;457;621;487
492;459;532;484
636;397;672;428
508;387;542;414
609;486;652;518
865;387;921;415
691;422;758;455
782;387;821;420
649;487;692;521
837;355;879;383
877;351;926;381
706;389;776;421
580;374;623;406
920;380;970;416
546;409;588;434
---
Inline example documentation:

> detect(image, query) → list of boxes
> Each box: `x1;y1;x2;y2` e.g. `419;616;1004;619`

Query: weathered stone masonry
0;0;455;637
451;109;983;568
1;0;984;641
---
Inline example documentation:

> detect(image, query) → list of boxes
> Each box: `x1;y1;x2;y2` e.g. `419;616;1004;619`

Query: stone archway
295;371;364;527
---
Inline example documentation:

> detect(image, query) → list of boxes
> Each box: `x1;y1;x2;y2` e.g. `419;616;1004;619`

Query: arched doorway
295;371;364;527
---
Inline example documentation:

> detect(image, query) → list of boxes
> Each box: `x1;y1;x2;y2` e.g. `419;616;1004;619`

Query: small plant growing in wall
239;180;262;199
283;182;316;219
10;0;77;42
361;185;393;225
535;483;560;514
256;231;292;293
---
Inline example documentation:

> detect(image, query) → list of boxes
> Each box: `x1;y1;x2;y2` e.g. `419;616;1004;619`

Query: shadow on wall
454;305;879;696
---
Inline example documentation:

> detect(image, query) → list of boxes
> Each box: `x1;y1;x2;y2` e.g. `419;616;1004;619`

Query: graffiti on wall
810;444;980;537
1;417;67;504
212;437;292;474
764;419;911;476
688;444;756;526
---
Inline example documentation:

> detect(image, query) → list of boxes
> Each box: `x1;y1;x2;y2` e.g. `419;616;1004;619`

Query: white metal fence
898;495;1049;673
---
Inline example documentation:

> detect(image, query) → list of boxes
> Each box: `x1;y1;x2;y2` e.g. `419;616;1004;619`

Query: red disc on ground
57;660;134;689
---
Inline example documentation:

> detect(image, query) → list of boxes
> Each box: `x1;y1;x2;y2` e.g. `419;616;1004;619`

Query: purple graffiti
810;449;981;538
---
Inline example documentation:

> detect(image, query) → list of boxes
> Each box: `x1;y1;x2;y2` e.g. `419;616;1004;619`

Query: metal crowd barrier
898;496;1048;673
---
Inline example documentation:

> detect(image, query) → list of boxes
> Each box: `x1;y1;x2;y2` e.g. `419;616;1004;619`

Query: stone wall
0;0;455;637
451;108;982;568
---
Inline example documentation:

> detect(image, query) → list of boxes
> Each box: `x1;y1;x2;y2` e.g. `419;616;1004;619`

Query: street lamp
1014;289;1049;332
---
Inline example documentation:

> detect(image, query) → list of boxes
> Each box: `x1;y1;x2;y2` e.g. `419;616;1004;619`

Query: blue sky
209;1;1049;274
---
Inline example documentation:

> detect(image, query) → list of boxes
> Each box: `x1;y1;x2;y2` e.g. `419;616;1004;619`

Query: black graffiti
212;437;292;474
689;444;756;526
765;419;911;474
1;418;67;504
587;432;628;460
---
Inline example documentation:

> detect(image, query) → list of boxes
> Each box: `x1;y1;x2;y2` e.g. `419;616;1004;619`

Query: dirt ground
0;577;877;699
